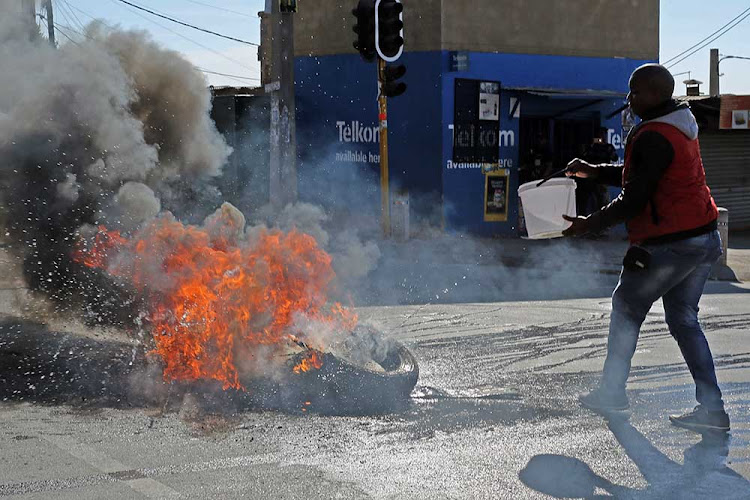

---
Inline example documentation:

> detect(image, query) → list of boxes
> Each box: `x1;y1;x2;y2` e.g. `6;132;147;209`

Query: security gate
700;131;750;230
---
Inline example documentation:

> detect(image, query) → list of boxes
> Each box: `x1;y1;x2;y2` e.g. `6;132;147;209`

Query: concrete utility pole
710;48;720;97
43;0;55;47
21;0;37;40
264;0;298;210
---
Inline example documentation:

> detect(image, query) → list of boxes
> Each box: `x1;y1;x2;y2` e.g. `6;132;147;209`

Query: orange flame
292;351;323;374
73;216;357;390
72;225;126;269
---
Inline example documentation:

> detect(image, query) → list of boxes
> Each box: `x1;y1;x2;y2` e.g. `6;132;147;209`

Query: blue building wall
295;50;651;235
295;52;443;227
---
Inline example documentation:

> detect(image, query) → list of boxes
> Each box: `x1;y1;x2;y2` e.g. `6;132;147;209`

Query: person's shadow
519;414;749;499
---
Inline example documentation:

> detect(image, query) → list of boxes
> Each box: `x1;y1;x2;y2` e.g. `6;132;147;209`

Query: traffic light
382;64;407;98
279;0;297;13
375;0;404;62
352;0;376;62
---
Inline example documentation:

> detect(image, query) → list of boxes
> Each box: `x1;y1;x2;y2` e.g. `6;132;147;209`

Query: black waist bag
623;246;651;271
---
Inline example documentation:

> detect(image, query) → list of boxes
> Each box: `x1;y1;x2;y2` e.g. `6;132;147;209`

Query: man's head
627;64;674;117
593;126;608;143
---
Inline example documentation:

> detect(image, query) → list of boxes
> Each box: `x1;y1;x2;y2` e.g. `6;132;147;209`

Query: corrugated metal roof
210;85;263;97
677;94;713;101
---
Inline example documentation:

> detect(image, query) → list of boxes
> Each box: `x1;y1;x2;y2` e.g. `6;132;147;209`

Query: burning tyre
64;206;415;414
273;326;419;412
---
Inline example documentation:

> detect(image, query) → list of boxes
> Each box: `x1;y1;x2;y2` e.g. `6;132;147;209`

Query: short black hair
630;64;675;100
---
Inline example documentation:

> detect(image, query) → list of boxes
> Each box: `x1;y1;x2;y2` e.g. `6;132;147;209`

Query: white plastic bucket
518;178;577;239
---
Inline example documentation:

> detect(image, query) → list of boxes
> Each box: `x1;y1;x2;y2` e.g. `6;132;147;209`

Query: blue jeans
601;230;724;410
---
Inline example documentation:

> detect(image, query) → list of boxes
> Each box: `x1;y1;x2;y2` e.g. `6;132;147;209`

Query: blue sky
660;0;749;95
50;0;749;94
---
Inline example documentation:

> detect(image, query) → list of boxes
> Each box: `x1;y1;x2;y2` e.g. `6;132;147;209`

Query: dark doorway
518;116;598;185
554;118;597;169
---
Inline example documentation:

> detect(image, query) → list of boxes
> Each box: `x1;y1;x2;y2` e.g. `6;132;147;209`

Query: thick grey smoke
112;182;161;232
0;6;230;308
56;173;81;204
0;6;410;413
274;202;331;247
266;202;382;292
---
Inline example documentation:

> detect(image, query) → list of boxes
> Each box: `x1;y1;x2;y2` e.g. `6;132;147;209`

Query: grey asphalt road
1;282;749;499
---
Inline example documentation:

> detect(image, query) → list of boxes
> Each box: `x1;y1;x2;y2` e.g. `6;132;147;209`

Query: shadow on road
0;317;163;409
519;415;750;498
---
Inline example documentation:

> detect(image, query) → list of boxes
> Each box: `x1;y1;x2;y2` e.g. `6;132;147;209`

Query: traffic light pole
353;0;404;237
377;58;391;237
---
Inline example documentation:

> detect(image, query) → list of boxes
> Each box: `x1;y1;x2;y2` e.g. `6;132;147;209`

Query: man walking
562;64;729;432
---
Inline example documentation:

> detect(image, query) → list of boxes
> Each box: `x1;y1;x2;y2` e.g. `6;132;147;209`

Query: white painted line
45;435;129;474
42;435;181;498
126;478;182;499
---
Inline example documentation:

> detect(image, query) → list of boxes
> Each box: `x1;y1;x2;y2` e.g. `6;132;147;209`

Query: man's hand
562;214;591;237
566;159;598;179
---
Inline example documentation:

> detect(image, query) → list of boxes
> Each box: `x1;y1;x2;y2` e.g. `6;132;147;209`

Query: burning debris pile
74;204;358;390
0;6;415;407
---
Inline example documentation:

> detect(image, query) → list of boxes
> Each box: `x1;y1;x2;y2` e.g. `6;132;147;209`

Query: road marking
125;478;181;499
41;434;181;498
0;452;274;497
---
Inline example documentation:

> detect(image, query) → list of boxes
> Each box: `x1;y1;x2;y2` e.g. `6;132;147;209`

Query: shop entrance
518;116;599;185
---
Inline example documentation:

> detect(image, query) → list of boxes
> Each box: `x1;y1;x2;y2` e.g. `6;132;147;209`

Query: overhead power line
48;20;81;46
55;23;83;40
58;0;87;32
181;0;258;19
721;55;750;62
662;6;750;66
39;12;95;42
106;0;260;75
197;68;260;82
38;13;73;43
64;1;261;84
113;0;259;46
666;10;750;69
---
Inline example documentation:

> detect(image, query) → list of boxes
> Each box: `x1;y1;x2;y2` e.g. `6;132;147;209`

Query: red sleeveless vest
623;122;718;244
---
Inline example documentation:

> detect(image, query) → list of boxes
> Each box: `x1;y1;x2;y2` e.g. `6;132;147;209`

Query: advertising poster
479;82;500;121
484;170;509;222
453;79;502;163
719;95;750;129
732;110;749;129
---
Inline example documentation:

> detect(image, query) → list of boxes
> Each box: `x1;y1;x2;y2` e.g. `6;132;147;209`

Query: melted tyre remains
270;326;419;413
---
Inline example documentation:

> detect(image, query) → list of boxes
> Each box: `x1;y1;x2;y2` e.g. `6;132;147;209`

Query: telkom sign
452;124;514;149
337;120;380;143
337;119;515;148
607;129;625;150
